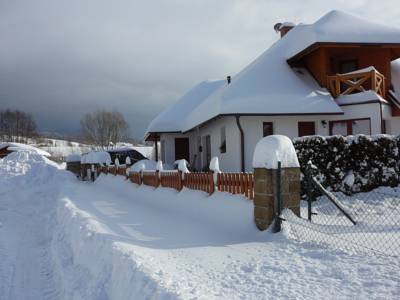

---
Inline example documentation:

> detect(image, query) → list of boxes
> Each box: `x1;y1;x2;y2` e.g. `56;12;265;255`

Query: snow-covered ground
0;152;399;299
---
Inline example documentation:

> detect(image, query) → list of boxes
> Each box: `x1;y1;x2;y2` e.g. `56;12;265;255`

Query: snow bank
0;142;51;157
1;152;399;299
253;135;300;169
51;174;400;299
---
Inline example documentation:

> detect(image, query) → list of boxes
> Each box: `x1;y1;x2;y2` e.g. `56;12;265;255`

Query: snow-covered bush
293;134;400;195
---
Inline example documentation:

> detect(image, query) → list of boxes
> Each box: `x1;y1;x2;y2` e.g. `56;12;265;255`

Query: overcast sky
1;0;399;139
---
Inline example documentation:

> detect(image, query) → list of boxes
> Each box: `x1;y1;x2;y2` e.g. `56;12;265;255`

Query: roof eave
182;111;344;133
287;42;400;66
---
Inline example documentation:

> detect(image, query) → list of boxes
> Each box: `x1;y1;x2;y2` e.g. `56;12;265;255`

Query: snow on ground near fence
284;189;400;257
0;152;399;299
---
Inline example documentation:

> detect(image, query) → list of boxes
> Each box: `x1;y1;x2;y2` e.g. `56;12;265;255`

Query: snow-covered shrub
293;134;400;195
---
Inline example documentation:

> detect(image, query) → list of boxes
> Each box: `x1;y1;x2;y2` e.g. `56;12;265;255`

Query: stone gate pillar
252;135;301;231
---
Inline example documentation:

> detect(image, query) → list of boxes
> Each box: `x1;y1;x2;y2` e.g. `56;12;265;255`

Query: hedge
293;134;400;195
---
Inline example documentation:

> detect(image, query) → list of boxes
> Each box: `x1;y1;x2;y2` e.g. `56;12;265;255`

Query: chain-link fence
281;168;400;257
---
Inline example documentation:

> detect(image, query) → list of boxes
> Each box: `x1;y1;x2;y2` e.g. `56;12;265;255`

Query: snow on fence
98;166;254;200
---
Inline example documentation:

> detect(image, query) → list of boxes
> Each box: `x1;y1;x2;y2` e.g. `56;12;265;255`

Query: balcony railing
327;67;386;99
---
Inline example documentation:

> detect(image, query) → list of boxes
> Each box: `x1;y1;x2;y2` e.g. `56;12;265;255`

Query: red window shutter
298;122;316;137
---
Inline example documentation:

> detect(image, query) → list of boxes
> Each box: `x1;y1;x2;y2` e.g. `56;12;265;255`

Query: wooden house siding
303;46;392;93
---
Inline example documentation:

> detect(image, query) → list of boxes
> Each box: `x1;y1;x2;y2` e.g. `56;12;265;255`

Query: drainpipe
379;101;384;134
154;136;158;162
235;115;245;172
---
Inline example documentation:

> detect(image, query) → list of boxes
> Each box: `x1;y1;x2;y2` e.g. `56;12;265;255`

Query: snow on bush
253;135;299;169
293;134;400;194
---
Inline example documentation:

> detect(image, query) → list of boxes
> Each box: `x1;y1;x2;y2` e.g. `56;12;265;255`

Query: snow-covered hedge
293;134;400;194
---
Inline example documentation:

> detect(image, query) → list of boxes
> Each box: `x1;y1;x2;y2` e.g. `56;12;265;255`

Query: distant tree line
0;109;37;142
80;110;129;148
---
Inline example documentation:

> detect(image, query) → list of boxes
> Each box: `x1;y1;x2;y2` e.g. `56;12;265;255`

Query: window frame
329;118;371;136
220;127;226;153
298;121;316;137
263;122;274;137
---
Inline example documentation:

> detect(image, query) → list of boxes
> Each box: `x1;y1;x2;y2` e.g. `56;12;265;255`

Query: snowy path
0;152;399;299
0;189;59;300
55;175;400;299
0;152;66;300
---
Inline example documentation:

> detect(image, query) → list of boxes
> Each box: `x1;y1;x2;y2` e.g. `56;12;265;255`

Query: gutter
235;115;245;172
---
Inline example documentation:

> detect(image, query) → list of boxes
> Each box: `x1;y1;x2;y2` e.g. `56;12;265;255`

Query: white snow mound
253;135;300;169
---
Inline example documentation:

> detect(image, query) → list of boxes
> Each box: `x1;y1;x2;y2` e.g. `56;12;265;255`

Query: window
220;127;226;153
197;136;202;153
329;118;371;136
339;59;358;74
263;122;273;137
298;122;316;137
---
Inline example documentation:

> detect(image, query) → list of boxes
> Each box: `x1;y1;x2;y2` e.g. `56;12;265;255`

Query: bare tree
0;109;37;142
80;110;129;148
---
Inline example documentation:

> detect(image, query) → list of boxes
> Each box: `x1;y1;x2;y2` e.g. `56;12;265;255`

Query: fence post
306;163;314;222
272;161;282;233
253;135;301;231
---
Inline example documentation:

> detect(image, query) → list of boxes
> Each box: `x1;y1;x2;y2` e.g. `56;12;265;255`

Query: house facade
145;10;400;172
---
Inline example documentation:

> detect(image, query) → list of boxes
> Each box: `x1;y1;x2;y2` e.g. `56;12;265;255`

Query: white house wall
382;103;400;135
189;117;241;172
159;102;386;172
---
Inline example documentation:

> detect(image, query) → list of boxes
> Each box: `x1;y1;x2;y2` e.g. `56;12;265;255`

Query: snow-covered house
145;10;400;172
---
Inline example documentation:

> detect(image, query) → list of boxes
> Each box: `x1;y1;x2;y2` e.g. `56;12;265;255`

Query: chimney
227;76;231;84
274;22;295;38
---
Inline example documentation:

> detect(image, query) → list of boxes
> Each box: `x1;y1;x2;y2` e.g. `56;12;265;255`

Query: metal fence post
306;163;314;222
273;161;282;233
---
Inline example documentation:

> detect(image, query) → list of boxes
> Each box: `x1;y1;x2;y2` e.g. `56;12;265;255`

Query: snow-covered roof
147;10;400;135
146;80;225;133
81;151;111;164
0;142;51;157
335;91;388;106
286;10;400;60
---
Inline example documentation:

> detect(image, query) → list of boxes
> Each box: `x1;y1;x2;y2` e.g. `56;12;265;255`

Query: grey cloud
1;0;399;138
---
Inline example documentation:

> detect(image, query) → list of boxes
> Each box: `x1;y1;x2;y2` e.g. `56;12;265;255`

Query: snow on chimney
274;22;295;38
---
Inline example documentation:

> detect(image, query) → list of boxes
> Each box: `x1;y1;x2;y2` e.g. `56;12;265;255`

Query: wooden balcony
327;67;386;99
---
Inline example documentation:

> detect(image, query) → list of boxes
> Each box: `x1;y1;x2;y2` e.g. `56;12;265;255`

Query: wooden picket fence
99;166;254;200
160;171;183;190
129;172;142;185
217;172;254;200
142;171;159;188
116;167;127;176
184;172;214;195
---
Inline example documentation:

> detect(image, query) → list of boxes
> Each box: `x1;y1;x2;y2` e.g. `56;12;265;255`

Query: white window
329;118;371;135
